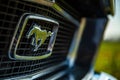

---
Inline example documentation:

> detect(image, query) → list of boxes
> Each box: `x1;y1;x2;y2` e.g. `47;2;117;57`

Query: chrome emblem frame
8;13;59;60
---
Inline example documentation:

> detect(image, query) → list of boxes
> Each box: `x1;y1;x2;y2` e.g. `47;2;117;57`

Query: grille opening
0;0;76;78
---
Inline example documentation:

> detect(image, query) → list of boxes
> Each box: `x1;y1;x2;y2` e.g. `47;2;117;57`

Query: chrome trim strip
46;70;68;80
4;61;67;80
67;18;86;67
102;0;115;16
110;0;115;16
8;13;59;60
26;0;79;27
25;0;55;7
52;4;79;26
82;70;94;80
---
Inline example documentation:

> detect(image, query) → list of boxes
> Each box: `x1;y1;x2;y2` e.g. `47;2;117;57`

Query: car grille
0;0;76;78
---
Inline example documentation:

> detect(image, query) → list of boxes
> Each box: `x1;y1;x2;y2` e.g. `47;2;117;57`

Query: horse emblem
26;24;53;51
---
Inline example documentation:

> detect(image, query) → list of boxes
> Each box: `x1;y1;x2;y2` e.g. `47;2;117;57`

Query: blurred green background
95;0;120;79
95;41;120;79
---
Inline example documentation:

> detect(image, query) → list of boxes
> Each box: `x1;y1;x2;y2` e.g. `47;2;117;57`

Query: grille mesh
0;0;76;78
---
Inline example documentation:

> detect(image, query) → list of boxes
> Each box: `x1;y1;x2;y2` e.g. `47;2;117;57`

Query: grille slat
0;0;76;78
